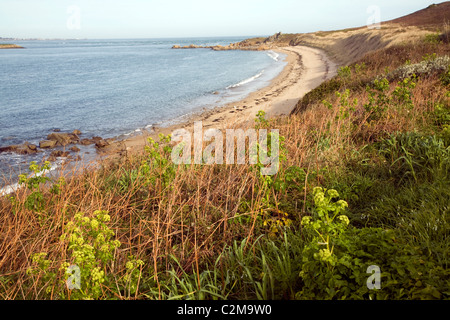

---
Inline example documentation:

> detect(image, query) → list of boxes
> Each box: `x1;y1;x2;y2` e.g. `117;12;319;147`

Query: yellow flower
316;248;332;261
301;216;312;226
336;200;348;209
59;262;70;272
338;215;350;226
90;219;99;230
327;189;339;199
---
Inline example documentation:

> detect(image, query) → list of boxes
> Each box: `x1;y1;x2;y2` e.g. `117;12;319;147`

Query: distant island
0;44;24;49
172;33;281;51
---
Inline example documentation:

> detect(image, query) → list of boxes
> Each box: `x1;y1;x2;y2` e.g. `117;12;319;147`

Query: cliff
173;2;449;66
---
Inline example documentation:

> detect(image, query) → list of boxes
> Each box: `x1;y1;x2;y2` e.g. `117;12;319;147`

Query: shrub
297;187;450;300
297;187;356;299
27;210;123;299
392;76;416;110
16;161;51;213
60;211;121;299
433;102;450;127
383;55;450;81
291;78;342;115
440;66;450;86
424;33;441;44
364;78;391;121
376;132;450;184
338;66;351;80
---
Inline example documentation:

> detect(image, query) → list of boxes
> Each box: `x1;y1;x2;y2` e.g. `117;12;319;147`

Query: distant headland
172;32;282;51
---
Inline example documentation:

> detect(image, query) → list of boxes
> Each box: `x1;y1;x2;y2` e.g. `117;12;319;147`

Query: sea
0;37;287;190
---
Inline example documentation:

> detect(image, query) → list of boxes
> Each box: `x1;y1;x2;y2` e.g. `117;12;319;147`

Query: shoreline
0;45;339;193
105;45;339;157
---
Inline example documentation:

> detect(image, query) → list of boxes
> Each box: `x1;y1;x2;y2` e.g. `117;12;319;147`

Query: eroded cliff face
175;3;450;65
172;23;433;65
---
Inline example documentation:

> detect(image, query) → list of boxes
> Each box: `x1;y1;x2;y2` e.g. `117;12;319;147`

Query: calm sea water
0;37;286;184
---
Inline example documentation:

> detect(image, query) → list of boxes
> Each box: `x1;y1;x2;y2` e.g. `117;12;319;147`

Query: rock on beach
0;142;39;155
47;132;79;146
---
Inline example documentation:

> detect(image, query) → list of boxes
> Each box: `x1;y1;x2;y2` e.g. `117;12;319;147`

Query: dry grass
0;137;276;298
287;24;445;66
0;29;449;300
385;2;450;27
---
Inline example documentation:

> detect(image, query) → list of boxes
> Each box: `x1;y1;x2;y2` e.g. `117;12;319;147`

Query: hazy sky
0;0;442;39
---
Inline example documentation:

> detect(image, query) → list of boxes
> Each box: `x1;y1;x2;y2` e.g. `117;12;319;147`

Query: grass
0;35;449;300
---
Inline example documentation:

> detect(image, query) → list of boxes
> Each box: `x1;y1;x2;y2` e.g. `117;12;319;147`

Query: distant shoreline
0;44;24;49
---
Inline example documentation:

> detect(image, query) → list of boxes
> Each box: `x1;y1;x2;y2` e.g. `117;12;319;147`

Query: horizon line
0;34;273;41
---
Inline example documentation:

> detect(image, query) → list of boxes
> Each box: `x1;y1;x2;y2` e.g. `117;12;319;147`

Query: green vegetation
424;32;442;44
0;35;449;300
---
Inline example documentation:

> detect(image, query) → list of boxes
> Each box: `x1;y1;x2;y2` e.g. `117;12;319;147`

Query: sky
0;0;443;39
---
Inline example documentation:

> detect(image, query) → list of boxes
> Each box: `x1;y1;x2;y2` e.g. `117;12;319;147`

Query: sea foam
226;70;265;89
0;161;61;196
267;51;279;61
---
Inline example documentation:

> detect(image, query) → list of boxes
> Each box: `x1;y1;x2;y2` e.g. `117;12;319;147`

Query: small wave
226;70;265;89
0;161;61;196
267;51;279;61
0;182;20;196
119;125;154;139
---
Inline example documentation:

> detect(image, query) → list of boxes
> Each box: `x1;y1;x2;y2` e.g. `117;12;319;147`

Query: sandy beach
0;44;338;194
102;45;339;157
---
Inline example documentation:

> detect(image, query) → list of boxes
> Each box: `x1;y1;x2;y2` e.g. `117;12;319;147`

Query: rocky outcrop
48;150;70;161
0;142;39;155
47;132;79;146
39;140;57;149
173;43;271;51
172;34;283;52
264;32;282;44
94;138;109;149
172;44;204;49
75;136;110;148
1;128;114;158
80;138;94;145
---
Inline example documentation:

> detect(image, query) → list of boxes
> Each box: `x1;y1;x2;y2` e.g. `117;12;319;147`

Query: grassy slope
0;8;449;300
241;2;450;65
386;2;450;27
